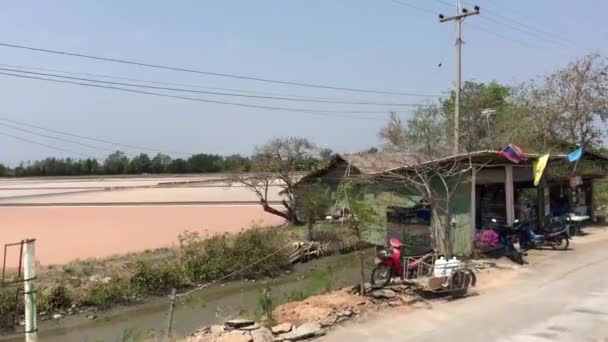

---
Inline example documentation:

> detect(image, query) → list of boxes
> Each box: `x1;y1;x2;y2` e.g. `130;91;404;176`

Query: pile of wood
289;241;330;264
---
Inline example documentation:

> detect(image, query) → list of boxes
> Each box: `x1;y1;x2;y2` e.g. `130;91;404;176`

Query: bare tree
233;137;321;224
383;155;476;257
378;112;408;151
511;54;608;150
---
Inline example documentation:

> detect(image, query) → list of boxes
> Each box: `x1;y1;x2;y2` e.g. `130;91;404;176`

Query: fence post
165;288;177;341
23;239;37;342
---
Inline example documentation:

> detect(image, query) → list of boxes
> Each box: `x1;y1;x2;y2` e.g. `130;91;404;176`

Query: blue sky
0;0;606;164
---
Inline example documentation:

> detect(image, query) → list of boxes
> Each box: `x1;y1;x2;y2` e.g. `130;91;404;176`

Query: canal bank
0;251;373;342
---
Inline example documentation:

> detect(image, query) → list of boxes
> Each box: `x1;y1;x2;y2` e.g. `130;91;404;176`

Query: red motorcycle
371;238;434;288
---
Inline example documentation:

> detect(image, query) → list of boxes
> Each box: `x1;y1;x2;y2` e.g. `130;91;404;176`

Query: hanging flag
533;153;550;186
498;144;527;163
567;147;583;162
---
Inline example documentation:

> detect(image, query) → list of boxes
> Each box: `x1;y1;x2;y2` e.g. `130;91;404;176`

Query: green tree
187;154;223;173
168;158;189;173
298;183;333;241
344;180;385;294
442;80;511;152
150;153;172;173
0;163;10;176
128;153;152;174
104;151;130;174
405;104;448;156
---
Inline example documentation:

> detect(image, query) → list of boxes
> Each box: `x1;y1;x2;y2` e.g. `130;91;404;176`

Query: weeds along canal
0;250;374;342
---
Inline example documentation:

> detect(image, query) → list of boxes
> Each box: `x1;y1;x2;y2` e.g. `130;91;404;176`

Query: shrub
180;233;232;282
0;286;19;330
178;228;292;283
257;288;274;321
39;283;72;312
130;261;185;296
229;228;291;279
286;289;310;302
83;278;138;308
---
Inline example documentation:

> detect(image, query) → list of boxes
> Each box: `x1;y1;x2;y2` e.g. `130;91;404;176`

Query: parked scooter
371;238;434;288
487;218;525;265
519;218;570;251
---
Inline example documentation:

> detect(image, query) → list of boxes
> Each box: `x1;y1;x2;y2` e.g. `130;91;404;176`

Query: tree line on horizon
0;149;332;177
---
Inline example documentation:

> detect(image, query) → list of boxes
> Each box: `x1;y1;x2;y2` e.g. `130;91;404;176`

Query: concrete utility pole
439;1;480;154
23;239;37;342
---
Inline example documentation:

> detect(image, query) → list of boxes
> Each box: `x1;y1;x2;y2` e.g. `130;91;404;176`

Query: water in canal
1;251;373;342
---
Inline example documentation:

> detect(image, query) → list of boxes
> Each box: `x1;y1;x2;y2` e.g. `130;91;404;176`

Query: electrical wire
389;0;438;15
0;130;96;158
0;67;427;107
0;117;193;157
0;42;435;97
0;71;397;120
0;63;435;102
462;0;583;49
0;121;117;153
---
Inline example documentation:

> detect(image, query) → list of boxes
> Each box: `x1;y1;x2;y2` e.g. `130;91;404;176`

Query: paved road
323;228;608;342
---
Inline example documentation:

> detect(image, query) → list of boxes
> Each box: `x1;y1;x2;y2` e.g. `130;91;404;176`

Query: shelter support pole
470;167;477;243
505;165;515;225
23;239;37;342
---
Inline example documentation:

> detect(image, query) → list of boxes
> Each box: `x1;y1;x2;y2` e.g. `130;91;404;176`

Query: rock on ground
225;318;256;329
216;330;253;342
280;322;323;341
271;322;293;334
371;289;396;299
250;327;274;342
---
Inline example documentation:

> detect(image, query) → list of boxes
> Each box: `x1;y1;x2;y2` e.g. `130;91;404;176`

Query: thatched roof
340;152;420;174
295;149;608;187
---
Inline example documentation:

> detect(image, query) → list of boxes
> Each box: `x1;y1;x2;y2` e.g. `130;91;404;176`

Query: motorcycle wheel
371;264;392;288
511;251;525;265
552;236;569;250
449;270;469;299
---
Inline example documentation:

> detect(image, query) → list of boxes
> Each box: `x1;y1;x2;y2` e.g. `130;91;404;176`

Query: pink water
0;205;284;266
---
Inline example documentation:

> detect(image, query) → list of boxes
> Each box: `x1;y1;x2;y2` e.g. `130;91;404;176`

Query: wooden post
505;165;515;225
23;239;37;342
166;288;176;341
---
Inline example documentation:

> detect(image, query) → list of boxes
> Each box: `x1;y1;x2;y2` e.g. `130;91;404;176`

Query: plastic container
446;257;461;277
433;256;447;277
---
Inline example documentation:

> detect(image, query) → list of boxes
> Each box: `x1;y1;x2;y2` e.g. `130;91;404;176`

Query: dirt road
323;227;608;342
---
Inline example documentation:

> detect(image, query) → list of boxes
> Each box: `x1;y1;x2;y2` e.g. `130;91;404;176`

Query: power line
389;0;438;15
0;121;117;154
476;15;571;49
0;42;434;97
468;23;553;51
0;63;433;102
0;117;193;157
462;0;583;49
0;130;96;159
0;63;443;101
0;71;396;120
0;67;427;107
435;0;572;48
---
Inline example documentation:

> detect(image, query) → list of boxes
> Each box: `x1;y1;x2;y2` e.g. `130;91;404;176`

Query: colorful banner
567;147;583;162
533;153;550;186
498;144;527;163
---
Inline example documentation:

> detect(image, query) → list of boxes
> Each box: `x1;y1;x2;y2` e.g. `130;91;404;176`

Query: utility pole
23;239;37;342
439;2;480;154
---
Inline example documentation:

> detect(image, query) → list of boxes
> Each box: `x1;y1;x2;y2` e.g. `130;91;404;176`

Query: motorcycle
519;218;570;251
487;218;525;265
371;238;434;288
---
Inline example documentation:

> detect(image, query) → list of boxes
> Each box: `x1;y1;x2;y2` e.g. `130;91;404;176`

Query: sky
0;0;606;165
